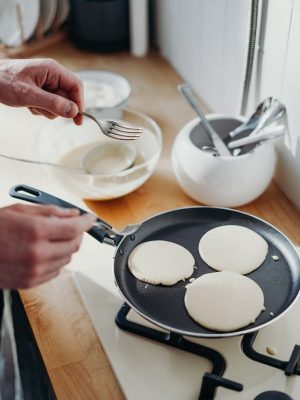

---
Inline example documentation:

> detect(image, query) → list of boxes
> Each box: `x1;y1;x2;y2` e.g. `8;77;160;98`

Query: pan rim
114;285;300;338
114;205;300;338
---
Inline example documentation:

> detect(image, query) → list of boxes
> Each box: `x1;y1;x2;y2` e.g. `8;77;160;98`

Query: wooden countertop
17;42;300;399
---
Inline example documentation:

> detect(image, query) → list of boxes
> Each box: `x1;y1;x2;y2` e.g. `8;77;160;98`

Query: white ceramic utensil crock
172;114;277;207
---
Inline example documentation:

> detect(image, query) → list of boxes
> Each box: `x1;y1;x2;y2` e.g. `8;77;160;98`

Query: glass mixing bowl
36;108;162;200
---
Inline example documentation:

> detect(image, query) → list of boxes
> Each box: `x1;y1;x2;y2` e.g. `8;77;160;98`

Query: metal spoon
178;83;231;157
201;146;218;156
82;142;137;174
243;99;286;140
0;143;137;175
229;97;286;138
0;153;85;173
228;124;285;149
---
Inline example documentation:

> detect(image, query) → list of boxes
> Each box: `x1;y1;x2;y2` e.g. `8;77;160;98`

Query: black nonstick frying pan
10;184;300;338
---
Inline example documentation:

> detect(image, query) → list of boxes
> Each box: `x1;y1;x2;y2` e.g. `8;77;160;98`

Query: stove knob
254;391;293;400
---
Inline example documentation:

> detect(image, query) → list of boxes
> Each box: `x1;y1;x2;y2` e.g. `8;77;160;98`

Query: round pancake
199;225;268;274
128;240;195;285
185;271;265;332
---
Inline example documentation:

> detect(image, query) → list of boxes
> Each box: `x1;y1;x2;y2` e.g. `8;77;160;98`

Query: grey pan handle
9;184;123;246
178;83;231;157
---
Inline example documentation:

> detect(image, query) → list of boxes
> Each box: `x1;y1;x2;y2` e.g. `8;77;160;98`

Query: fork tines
108;122;143;140
107;130;140;140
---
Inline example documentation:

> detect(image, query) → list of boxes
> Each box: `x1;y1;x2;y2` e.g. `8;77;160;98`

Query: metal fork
79;111;143;140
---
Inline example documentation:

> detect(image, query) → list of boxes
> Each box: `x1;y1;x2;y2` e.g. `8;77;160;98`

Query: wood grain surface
19;41;300;400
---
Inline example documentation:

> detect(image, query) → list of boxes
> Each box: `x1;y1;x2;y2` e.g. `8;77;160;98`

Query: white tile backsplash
196;55;223;111
155;0;205;92
155;0;248;113
219;0;250;113
282;75;300;154
251;1;300;208
275;140;300;210
225;0;250;37
256;51;283;100
197;0;227;61
260;0;292;67
294;0;300;10
220;46;246;113
285;7;300;81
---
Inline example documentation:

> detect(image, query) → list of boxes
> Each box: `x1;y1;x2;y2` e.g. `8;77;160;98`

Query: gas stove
73;251;300;400
116;303;300;399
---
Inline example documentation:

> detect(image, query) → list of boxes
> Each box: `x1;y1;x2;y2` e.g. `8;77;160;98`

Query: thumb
29;87;79;118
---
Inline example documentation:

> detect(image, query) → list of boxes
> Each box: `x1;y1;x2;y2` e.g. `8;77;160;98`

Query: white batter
128;240;195;285
199;225;268;274
184;271;265;332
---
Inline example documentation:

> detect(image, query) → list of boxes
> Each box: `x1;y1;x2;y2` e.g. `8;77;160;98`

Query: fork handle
78;111;95;120
9;184;123;245
78;111;91;117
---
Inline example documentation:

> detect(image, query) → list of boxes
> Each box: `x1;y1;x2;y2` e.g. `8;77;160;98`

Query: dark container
70;0;129;52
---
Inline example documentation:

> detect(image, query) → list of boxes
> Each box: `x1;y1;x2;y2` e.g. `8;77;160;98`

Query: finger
42;235;83;260
43;213;96;241
52;88;69;99
10;203;80;217
29;107;57;119
73;113;83;126
39;269;61;285
56;68;85;113
28;86;79;119
32;108;57;119
28;107;41;116
54;82;84;126
52;88;82;125
40;255;72;274
26;267;62;288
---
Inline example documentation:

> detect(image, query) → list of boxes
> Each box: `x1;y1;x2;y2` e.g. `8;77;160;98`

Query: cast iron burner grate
115;304;300;400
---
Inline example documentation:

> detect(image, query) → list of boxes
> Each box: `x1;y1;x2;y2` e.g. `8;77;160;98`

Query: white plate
54;0;69;27
0;0;40;47
39;0;57;33
74;70;131;109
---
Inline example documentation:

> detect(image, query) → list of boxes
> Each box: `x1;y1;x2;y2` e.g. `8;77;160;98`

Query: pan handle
9;184;123;246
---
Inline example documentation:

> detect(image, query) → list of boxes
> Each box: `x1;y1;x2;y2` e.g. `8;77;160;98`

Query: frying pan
10;184;300;338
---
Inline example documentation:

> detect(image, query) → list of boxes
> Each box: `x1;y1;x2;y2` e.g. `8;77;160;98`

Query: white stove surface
73;245;300;400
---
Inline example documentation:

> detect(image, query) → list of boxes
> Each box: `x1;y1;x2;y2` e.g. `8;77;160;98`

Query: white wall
155;0;250;114
250;0;300;209
155;0;300;209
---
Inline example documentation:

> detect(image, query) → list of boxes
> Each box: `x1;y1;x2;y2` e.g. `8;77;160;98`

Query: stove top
73;257;300;400
116;303;300;399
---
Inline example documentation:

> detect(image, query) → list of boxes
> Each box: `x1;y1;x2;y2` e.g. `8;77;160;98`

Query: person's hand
0;203;96;289
0;58;84;125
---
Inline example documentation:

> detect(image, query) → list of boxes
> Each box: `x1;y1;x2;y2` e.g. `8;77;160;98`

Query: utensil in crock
229;97;274;138
228;124;285;149
229;97;286;139
178;84;231;157
172;114;276;207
